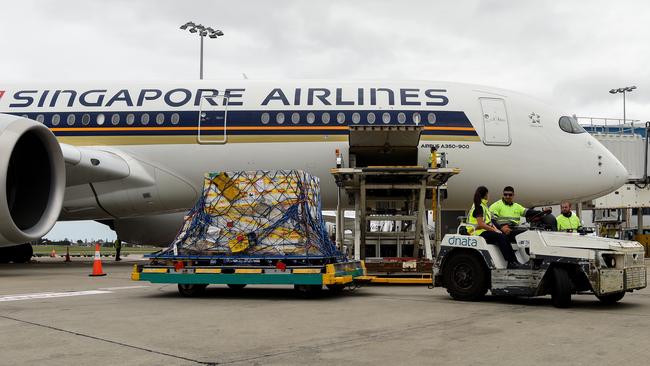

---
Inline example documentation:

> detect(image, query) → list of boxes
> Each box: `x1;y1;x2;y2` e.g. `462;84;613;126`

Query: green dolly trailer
132;258;368;296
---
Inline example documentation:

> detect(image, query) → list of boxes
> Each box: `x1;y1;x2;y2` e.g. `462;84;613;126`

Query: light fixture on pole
609;85;637;124
180;21;224;80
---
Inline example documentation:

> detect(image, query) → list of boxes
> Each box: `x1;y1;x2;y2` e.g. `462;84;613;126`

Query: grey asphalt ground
0;257;649;366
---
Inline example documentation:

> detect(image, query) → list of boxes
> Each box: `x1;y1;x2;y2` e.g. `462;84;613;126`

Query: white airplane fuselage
0;80;628;246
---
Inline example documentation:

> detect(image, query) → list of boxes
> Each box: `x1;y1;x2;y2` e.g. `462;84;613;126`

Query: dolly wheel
442;253;488;301
177;284;208;297
596;291;625;304
550;267;572;308
227;284;247;290
294;284;322;297
326;284;346;293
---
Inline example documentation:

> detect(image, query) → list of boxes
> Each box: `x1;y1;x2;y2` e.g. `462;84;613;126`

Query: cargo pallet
131;256;367;296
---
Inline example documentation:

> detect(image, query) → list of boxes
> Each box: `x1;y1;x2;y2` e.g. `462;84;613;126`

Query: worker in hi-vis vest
489;186;551;240
467;186;517;265
556;201;582;232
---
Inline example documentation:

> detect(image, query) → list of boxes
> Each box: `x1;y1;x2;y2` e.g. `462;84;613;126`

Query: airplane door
197;94;228;144
479;98;511;146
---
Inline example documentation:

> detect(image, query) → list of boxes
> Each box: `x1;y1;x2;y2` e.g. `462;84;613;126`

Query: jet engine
0;114;65;246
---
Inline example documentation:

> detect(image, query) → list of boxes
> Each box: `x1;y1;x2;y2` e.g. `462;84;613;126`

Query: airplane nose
602;149;628;188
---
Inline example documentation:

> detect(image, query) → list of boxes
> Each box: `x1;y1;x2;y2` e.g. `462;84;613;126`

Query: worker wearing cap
490;186;551;240
556;201;582;232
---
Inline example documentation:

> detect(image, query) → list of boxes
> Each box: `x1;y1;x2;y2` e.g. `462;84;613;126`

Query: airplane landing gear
0;243;34;264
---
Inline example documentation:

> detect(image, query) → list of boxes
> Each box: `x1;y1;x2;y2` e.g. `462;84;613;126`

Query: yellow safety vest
489;200;527;225
557;213;581;231
467;200;491;235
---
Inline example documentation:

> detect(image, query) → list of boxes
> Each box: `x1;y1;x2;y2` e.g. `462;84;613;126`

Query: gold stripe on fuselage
56;134;480;146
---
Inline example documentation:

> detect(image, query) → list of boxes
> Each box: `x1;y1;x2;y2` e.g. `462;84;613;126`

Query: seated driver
489;186;551;241
556;201;582;232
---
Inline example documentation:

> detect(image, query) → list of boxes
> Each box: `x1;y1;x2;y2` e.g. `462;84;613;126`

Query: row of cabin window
27;113;181;126
260;111;437;125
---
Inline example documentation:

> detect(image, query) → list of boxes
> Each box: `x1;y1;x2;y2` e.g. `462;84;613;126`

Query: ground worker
467;186;518;266
428;146;438;168
114;238;122;261
489;186;551;240
556;201;582;232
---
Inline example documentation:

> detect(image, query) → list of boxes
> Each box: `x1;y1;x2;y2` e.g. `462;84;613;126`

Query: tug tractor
433;217;647;308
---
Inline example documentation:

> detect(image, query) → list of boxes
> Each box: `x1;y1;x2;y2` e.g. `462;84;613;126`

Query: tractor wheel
442;252;488;301
596;291;625;304
550;267;572;308
177;284;208;297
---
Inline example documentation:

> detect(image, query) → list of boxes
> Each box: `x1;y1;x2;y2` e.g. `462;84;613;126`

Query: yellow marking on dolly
142;268;169;273
292;268;322;274
235;268;263;274
322;274;353;285
325;264;336;274
195;268;222;274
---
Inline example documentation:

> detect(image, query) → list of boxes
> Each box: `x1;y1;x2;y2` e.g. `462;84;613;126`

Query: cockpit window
558;116;586;134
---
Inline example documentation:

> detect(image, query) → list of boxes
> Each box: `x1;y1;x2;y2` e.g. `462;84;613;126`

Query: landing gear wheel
177;284;208;297
442;253;488;301
0;246;12;263
596;291;625;304
12;244;33;263
550;267;572;308
326;284;346;293
227;284;247;290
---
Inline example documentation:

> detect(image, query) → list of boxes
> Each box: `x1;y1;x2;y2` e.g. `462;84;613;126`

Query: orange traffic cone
50;248;56;257
89;244;106;277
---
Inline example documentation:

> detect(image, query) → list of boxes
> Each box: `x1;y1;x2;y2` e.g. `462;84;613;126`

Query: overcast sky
2;0;649;240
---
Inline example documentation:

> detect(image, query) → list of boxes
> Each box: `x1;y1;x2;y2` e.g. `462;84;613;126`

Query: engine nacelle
0;114;65;246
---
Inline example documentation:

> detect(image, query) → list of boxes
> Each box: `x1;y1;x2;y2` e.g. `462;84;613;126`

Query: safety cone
50;248;56;257
64;246;71;262
89;243;106;277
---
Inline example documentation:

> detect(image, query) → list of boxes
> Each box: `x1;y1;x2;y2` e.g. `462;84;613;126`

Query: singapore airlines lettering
6;88;449;108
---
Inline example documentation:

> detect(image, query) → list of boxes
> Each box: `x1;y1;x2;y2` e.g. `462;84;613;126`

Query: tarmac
1;256;649;366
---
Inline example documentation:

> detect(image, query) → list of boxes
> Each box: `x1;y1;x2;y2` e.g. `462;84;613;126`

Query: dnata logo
0;90;5;100
447;236;478;247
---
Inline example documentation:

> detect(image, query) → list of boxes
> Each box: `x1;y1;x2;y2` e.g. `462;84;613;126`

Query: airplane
0;80;628;263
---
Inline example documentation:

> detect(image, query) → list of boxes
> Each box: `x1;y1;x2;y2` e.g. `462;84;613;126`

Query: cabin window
52;114;60;126
322;112;330;124
96;114;105;125
156;113;165;125
261;112;270;124
141;113;150;125
171;113;180;125
397;112;406;124
352;112;361;124
367;112;376;124
382;112;391;124
126;114;135;125
306;112;315;124
291;112;300;124
67;114;76;126
111;114;120;125
413;112;421;124
337;112;346;124
276;112;285;124
427;112;437;124
81;114;91;126
36;114;45;123
558;116;586;134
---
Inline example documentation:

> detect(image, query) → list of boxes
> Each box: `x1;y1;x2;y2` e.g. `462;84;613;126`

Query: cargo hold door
479;98;511;146
198;93;228;144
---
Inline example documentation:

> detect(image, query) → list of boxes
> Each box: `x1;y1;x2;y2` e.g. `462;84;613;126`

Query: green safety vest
489;199;527;225
467;200;491;235
114;239;122;249
557;213;581;231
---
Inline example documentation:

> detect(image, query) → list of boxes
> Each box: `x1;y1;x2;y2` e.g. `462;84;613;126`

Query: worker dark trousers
480;231;516;262
115;248;121;261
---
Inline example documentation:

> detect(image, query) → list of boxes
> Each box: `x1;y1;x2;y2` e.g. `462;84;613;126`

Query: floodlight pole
610;86;636;124
200;34;204;80
180;22;224;80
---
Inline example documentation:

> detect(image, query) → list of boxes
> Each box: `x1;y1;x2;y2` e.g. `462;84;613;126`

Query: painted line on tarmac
0;290;111;302
0;314;219;365
98;285;150;291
